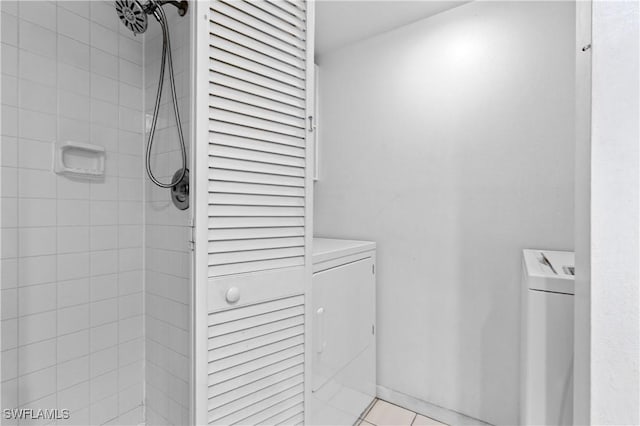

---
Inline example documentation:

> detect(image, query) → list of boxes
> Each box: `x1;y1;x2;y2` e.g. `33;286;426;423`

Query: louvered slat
210;132;305;158
209;193;304;206
209;156;305;177
209;256;304;276
209;226;304;241
209;237;305;253
208;297;305;424
211;145;304;168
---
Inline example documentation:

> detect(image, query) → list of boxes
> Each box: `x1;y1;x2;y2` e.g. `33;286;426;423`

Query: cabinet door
193;0;315;424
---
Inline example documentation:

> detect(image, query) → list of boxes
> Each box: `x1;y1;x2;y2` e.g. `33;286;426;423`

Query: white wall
586;1;639;424
0;2;145;424
314;2;575;424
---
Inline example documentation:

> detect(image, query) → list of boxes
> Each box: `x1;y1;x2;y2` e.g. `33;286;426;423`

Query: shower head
115;0;148;34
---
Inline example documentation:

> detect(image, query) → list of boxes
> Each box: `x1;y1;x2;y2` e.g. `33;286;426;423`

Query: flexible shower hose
146;2;187;188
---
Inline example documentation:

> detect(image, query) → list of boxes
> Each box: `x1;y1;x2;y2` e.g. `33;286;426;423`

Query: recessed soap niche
53;141;106;179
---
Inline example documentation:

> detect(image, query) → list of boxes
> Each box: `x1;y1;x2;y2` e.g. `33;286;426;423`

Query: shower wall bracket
53;141;106;179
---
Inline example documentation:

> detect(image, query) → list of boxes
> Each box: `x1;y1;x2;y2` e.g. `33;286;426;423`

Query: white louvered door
193;0;314;424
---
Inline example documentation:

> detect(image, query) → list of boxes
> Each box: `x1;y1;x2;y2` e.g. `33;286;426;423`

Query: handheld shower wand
115;0;189;208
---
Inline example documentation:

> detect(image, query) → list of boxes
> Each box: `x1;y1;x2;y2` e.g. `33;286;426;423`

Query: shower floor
358;399;448;426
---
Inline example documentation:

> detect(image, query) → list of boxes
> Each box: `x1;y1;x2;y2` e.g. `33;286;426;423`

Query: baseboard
376;385;494;426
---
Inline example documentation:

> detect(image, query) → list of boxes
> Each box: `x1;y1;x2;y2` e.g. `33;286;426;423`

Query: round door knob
225;287;240;304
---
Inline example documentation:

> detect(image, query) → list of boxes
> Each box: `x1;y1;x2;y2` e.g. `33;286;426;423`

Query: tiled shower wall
143;6;192;426
1;1;145;424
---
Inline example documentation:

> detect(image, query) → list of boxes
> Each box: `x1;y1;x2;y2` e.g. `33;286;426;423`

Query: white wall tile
57;329;90;364
1;12;18;46
119;59;142;88
91;99;119;128
119;292;142;319
18;310;56;346
1;288;17;319
18;282;56;316
118;224;142;248
91;24;118;56
90;323;117;353
58;63;91;96
91;48;119;80
18;1;56;32
2;197;18;228
57;381;90;413
19;81;57;114
58;278;90;309
118;107;142;134
90;250;118;277
90;176;118;201
57;174;91;201
58;304;90;336
57;200;90;226
119;82;142;111
90;347;118;378
18;227;56;257
89;393;118;425
91;124;119;152
58;1;90;19
2;75;18;106
91;73;119;104
59;90;91;121
18;19;56;58
18;139;54;170
90;200;118;225
58;117;91;144
18;255;56;287
0;1;17;17
18;109;56;142
2;348;18;381
119;201;142;225
91;369;118;403
58;7;90;44
1;137;18;167
90;274;118;302
18;339;56;376
118;270;142;296
18;366;56;405
1;167;18;197
57;253;90;281
18;50;56;86
119;247;142;272
57;355;89;391
119;315;142;343
18;199;56;227
58;35;90;70
58;226;90;254
2;318;18;350
1;258;18;289
90;298;118;328
90;226;118;251
18;169;56;198
2;105;18;136
1;43;18;76
118;35;142;66
118;338;143;366
90;1;120;33
1;228;18;259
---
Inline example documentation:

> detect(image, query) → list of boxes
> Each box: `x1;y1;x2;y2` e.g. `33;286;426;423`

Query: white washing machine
521;249;575;426
310;238;377;426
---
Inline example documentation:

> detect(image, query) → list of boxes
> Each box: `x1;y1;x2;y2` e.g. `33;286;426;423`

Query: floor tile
412;414;448;426
365;400;416;426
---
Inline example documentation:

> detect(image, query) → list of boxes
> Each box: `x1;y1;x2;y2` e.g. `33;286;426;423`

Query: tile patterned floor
359;399;449;426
